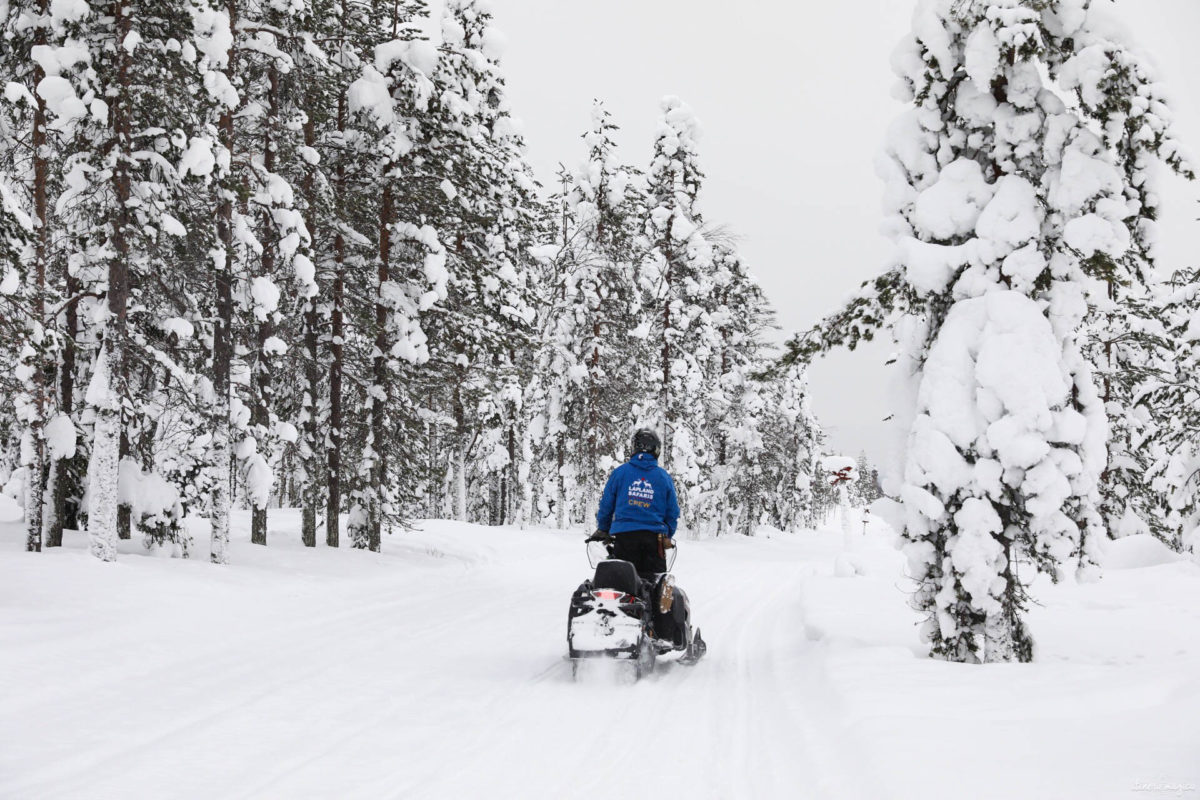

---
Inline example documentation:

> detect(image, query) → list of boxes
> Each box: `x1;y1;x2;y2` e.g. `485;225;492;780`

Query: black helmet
632;428;660;458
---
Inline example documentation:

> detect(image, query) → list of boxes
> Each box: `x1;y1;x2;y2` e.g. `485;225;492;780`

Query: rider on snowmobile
590;428;689;645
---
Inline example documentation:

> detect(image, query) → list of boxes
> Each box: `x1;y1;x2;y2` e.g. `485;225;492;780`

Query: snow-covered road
3;513;1199;799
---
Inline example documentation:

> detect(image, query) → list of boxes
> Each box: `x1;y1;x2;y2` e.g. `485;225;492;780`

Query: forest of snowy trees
0;0;828;564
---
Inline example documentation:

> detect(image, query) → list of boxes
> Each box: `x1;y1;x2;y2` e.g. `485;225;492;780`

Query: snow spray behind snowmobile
566;536;706;680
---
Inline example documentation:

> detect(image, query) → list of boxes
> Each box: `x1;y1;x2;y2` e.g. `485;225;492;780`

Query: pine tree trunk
660;250;672;469
426;417;437;518
210;0;238;564
503;424;515;525
585;323;600;528
367;184;392;553
453;380;467;522
250;66;280;548
555;437;565;530
42;452;61;542
301;292;319;548
299;110;319;549
87;0;135;561
326;91;346;549
326;249;343;546
117;427;131;539
210;427;232;564
46;271;79;548
25;4;50;553
455;442;467;523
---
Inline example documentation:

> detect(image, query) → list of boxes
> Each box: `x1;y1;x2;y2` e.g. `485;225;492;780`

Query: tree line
0;0;828;563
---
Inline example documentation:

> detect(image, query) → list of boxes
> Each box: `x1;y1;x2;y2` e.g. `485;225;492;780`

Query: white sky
477;0;1200;464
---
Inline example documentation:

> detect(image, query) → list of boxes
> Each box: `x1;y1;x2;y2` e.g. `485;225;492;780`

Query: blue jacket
596;453;680;538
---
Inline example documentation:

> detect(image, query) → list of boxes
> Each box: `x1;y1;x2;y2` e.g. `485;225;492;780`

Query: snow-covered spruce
643;96;719;527
1060;14;1195;548
701;243;786;536
420;0;540;529
345;12;448;551
1;2;65;553
887;0;1197;662
762;362;825;532
785;0;1192;662
526;101;648;528
1140;268;1200;556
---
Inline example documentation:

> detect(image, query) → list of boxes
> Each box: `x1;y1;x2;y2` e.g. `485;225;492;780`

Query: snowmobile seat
593;559;640;597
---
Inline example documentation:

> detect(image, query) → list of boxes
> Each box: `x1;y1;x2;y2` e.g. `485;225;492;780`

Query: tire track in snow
410;559;845;800
222;575;563;800
3;532;879;800
2;573;545;800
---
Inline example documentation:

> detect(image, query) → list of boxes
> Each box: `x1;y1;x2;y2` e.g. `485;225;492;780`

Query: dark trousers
612;531;689;646
611;530;667;578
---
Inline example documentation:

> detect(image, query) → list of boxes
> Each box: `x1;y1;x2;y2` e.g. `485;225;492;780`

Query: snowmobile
566;536;706;681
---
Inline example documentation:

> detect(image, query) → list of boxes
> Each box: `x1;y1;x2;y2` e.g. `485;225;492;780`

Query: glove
586;530;611;543
660;535;675;550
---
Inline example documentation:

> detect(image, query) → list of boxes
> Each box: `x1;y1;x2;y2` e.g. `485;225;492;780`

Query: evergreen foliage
0;2;825;563
786;0;1192;663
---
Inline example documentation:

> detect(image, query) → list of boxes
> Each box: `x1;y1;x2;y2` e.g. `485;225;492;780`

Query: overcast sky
472;0;1200;465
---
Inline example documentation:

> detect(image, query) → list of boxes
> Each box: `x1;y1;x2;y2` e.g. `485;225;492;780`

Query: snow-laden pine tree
293;0;386;549
291;18;331;549
702;242;776;536
422;0;539;525
760;361;824;532
644;96;720;528
529;102;647;528
0;179;31;440
853;452;883;507
787;0;1190;662
1140;268;1200;555
0;173;36;551
265;0;447;552
343;18;448;549
1065;26;1194;543
0;182;27;290
24;0;218;561
195;0;244;565
232;0;317;548
0;0;58;553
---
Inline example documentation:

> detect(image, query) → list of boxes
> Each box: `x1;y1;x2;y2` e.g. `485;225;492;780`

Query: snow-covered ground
2;511;1198;800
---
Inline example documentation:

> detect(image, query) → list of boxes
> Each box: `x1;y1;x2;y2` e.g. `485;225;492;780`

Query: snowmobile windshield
587;539;610;569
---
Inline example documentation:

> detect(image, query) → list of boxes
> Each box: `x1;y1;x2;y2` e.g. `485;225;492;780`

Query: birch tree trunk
87;0;135;562
86;348;120;562
24;0;50;553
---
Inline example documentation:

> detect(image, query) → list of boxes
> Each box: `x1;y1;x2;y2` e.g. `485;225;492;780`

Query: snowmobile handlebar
585;533;677;571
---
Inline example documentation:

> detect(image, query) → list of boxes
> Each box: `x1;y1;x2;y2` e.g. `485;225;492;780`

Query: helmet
632;428;660;458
